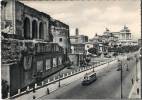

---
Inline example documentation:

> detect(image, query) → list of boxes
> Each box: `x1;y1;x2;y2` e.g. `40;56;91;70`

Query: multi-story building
71;43;85;54
1;0;53;41
1;0;70;97
1;39;65;96
89;33;108;53
70;28;88;44
89;26;138;55
111;26;137;46
69;28;88;66
51;19;71;53
70;28;88;54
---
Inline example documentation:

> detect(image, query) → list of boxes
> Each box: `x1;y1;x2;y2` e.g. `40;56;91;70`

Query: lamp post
135;56;138;81
120;60;123;99
32;71;42;99
93;63;95;72
121;61;123;99
107;60;109;72
58;71;61;87
78;53;81;67
118;60;123;99
78;54;80;67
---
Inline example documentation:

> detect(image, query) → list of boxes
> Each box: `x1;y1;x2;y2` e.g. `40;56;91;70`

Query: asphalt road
40;56;137;99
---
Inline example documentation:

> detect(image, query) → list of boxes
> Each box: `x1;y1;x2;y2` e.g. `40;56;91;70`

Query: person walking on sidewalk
47;88;50;94
137;88;139;94
131;78;134;84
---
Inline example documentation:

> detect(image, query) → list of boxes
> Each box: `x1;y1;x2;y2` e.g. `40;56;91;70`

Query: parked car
116;67;122;71
82;72;97;85
113;52;118;56
104;55;111;58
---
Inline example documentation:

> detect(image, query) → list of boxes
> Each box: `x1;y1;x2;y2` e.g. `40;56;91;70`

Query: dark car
104;55;111;58
116;68;122;71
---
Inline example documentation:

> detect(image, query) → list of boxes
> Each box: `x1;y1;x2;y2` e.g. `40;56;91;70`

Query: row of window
23;56;63;72
35;43;62;53
36;57;63;72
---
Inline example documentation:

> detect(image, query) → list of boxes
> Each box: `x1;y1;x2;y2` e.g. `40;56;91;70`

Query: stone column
43;22;47;40
37;21;40;39
46;20;49;41
30;19;32;39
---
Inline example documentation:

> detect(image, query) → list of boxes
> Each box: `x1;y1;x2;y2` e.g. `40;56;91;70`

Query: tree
104;52;108;56
86;57;91;65
88;48;98;55
2;80;9;99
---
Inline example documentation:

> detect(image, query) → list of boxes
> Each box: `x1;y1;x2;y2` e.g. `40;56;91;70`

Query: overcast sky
21;0;140;40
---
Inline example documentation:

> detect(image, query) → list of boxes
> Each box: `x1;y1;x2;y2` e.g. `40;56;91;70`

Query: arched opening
32;20;38;39
39;22;44;39
24;17;30;39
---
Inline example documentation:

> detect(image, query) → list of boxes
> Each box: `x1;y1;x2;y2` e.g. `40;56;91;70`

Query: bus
82;72;97;85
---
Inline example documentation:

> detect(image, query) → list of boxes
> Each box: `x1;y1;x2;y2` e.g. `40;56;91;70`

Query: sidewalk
12;59;116;100
44;58;111;82
128;60;141;99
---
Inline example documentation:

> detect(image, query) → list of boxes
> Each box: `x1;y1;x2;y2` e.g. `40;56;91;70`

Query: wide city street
39;53;138;99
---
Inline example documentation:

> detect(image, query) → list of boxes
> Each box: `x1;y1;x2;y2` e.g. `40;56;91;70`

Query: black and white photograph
1;0;142;99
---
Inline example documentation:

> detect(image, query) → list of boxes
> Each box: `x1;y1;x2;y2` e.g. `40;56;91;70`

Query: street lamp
120;60;123;99
107;60;109;72
32;71;42;99
93;64;95;72
118;60;123;99
58;71;61;87
78;53;82;67
135;55;138;81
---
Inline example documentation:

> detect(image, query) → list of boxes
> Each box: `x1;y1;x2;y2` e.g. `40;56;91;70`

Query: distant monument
75;28;79;36
105;28;109;32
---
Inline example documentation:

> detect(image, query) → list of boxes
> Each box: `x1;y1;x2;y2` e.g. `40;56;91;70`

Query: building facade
1;0;70;97
70;28;88;44
51;19;71;53
1;0;53;41
111;26;137;46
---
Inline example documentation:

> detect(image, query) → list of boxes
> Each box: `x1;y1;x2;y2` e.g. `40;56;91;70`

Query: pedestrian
33;87;35;93
33;95;36;99
47;88;50;94
126;64;129;71
131;78;134;84
137;88;139;94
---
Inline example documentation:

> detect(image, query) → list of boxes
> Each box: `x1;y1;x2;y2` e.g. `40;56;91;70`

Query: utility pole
107;60;109;72
79;53;80;67
120;60;123;99
93;64;95;72
58;71;61;87
136;56;138;81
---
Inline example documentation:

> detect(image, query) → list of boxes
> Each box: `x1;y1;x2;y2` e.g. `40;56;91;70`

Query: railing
8;58;116;99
